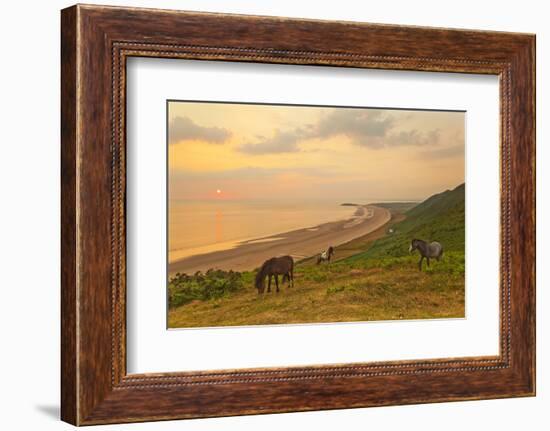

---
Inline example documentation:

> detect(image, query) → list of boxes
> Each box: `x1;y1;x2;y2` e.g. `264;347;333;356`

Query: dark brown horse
255;255;294;294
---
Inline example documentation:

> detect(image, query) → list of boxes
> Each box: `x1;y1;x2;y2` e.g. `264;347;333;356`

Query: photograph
167;101;466;328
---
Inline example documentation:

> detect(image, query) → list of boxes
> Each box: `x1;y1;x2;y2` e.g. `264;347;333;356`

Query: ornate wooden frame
61;4;535;425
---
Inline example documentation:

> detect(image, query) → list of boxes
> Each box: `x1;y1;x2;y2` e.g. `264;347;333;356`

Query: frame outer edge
504;35;536;395
61;5;79;426
531;34;536;396
524;35;537;396
526;35;536;395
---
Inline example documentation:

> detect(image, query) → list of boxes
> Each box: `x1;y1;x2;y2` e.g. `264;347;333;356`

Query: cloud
237;110;395;155
169;116;231;144
386;129;441;147
238;128;308;154
171;166;278;180
314;110;442;149
315;109;395;141
236;108;443;154
170;165;341;180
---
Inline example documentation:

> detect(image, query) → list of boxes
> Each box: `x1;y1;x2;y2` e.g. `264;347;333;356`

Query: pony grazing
316;246;334;264
255;255;294;294
409;239;443;271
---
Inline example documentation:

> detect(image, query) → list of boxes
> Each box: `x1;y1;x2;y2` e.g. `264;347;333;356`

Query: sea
168;199;362;263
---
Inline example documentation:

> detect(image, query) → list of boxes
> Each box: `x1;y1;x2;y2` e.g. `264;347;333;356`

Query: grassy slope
168;185;465;328
168;255;465;327
350;183;465;259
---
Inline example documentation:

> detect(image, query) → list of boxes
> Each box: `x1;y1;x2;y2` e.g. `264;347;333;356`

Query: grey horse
409;239;443;271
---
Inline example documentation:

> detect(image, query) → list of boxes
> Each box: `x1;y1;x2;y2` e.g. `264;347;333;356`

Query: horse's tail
285;257;294;286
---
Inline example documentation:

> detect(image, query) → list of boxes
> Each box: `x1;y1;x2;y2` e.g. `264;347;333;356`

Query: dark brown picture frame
61;4;535;425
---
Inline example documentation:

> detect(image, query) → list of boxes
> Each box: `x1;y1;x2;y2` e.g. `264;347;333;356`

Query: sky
168;101;465;202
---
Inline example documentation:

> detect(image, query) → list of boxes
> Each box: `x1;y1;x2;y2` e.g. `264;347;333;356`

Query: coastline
168;205;391;276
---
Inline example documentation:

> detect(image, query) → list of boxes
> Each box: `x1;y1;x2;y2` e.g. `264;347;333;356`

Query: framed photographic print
61;4;535;425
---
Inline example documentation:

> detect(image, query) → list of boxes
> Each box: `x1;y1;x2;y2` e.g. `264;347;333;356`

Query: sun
216;189;221;195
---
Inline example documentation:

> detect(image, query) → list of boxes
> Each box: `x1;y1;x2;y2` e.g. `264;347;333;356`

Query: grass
167;185;466;328
168;252;465;328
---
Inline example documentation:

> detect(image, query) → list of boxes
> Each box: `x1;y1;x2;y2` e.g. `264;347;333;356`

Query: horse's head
409;239;419;254
328;246;334;258
255;267;266;294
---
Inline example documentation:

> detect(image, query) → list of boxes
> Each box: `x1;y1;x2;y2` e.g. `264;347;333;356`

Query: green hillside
347;183;465;261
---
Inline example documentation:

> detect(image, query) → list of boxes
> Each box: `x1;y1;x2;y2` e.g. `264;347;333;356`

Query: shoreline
168;204;359;264
168;205;391;277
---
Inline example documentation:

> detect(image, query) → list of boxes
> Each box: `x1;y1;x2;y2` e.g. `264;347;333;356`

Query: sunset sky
168;101;465;202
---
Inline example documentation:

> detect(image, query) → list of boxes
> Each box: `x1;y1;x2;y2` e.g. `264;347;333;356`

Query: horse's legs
418;256;424;271
291;268;294;287
426;257;430;267
275;275;279;293
267;275;272;293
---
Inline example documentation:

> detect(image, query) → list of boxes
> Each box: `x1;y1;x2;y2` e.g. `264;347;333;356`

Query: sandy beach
168;205;391;276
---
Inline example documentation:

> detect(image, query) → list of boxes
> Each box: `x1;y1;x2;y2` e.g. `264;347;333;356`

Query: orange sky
168;101;465;202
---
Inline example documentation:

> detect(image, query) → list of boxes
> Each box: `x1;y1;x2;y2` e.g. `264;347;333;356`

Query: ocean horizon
168;198;417;263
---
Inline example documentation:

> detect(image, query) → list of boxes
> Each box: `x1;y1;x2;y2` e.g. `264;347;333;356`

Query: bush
168;269;243;308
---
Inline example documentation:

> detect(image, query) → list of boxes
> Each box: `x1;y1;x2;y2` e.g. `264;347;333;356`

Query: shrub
168;269;243;308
